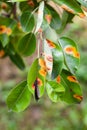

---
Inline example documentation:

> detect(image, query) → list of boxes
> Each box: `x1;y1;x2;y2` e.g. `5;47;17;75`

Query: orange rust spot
73;94;83;101
78;13;85;18
61;5;74;14
0;25;7;34
67;76;78;83
64;46;76;55
0;50;5;58
32;78;43;89
56;75;61;83
39;58;47;77
45;14;52;24
64;46;80;59
74;52;80;58
37;78;43;86
17;22;21;29
39;68;47;77
46;55;53;62
1;2;7;9
6;28;12;35
39;58;46;69
46;39;56;48
0;25;12;35
27;0;34;7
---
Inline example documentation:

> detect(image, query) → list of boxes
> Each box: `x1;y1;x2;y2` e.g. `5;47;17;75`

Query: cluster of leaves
0;0;87;112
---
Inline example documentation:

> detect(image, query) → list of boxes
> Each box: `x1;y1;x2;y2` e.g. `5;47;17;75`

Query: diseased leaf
43;39;53;77
35;1;44;33
59;37;80;74
27;58;45;97
60;69;83;104
52;0;85;17
27;59;38;90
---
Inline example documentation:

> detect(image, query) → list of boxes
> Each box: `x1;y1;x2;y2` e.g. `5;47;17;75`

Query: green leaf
60;69;83;104
52;0;85;17
50;9;61;30
17;33;36;56
0;17;17;30
45;6;61;30
44;26;58;43
27;58;45;97
9;53;25;70
46;81;65;102
35;1;44;33
77;0;87;8
20;11;35;32
27;59;38;90
0;34;9;47
52;45;64;79
7;81;31;112
19;1;33;11
59;37;80;74
57;11;74;33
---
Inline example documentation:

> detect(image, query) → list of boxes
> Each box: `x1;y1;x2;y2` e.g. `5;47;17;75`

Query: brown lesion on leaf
27;0;35;7
32;78;43;89
67;76;78;83
46;39;56;48
73;94;83;101
0;25;12;35
56;75;61;83
1;2;8;9
39;58;47;77
64;46;80;59
61;4;85;18
0;25;7;34
61;5;74;14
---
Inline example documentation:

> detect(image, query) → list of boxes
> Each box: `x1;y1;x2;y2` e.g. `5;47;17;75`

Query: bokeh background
0;16;87;130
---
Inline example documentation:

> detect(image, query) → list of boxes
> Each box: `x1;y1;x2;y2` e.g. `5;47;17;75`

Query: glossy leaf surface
52;45;64;79
20;11;35;32
59;37;80;74
7;81;31;112
27;58;45;97
53;0;85;17
35;1;44;33
60;69;83;104
17;33;36;56
46;81;65;102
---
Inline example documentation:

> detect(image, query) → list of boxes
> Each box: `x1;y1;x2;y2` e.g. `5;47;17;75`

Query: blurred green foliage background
0;16;87;130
